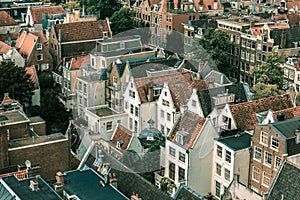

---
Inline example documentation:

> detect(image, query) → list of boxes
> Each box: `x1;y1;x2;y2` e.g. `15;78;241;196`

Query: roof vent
29;179;39;191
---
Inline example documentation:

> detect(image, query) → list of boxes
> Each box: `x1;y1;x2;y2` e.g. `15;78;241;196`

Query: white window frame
271;136;279;151
264;151;272;167
253;146;262;162
274;156;281;170
260;131;269;146
252;166;260;183
262;171;271;188
224;168;230;181
216;163;221;176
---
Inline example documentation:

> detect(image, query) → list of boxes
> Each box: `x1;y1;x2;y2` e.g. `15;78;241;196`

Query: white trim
8;138;67;151
0;178;21;200
61;38;103;45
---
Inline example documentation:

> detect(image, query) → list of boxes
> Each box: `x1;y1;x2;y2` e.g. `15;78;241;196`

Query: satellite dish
25;160;31;168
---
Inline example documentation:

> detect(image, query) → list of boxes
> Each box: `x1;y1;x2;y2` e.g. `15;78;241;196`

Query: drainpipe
59;29;62;61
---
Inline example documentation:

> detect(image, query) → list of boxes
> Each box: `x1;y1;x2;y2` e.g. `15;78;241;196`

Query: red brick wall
0;128;8;168
8;139;70;181
249;125;286;194
31;123;46;136
7;123;30;140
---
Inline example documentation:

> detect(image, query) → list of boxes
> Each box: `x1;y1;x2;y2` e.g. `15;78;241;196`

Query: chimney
56;171;64;184
277;113;285;121
148;81;154;102
295;128;300;144
281;30;286;49
29;179;39;191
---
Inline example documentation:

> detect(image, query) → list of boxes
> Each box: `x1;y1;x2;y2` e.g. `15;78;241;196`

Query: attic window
36;54;43;61
120;42;125;49
117;140;124;149
36;43;42;50
176;130;188;145
103;32;108;38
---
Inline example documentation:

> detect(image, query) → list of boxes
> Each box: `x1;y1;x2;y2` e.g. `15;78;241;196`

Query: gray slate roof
271;117;300;139
216;132;252;151
0;175;62;200
63;169;127;200
267;161;300;200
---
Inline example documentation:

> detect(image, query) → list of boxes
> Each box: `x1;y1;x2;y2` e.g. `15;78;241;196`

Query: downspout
58;29;62;61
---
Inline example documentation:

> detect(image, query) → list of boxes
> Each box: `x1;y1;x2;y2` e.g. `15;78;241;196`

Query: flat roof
63;169;128;200
88;107;117;117
0;110;29;125
1;175;62;200
8;133;66;148
217;132;252;151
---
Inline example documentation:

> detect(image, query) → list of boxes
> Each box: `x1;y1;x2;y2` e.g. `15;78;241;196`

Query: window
262;172;271;187
36;43;42;50
134;120;138;133
120;42;125;49
130;104;134;114
158;124;164;134
106;121;112;131
179;152;185;163
83;84;87;93
252;166;260;182
224;168;230;181
167;113;171;121
176;134;183;145
162;99;170;107
169;146;175;157
178;166;185;181
192;100;196;107
215;181;221;198
135;106;139;117
271;136;279;150
275;156;281;169
169;162;175;180
254;146;262;162
216;163;221;176
36;54;43;61
225;150;231;163
260;131;269;146
154;88;161;96
125;101;128;109
217;145;222;158
129;90;135;98
264;151;272;167
160;110;164;118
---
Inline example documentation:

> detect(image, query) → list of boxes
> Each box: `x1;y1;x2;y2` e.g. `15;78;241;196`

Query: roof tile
31;6;65;24
0;11;17;26
111;125;133;150
0;41;11;54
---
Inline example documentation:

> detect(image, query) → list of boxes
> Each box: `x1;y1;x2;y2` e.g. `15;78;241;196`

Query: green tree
63;0;80;10
160;177;175;194
251;83;285;100
252;51;284;89
81;0;120;19
0;61;34;105
110;7;135;35
199;28;237;76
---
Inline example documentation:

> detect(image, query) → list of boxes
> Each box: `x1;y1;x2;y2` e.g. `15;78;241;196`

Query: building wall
64;10;97;23
249;125;286;194
8;138;69;181
0;25;20;35
30;122;46;136
61;42;97;59
6;122;30;140
11;48;25;67
0;128;9;168
234;148;250;186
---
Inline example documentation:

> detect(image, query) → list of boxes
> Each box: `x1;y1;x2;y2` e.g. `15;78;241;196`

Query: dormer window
176;130;188;145
120;42;125;49
153;85;163;97
213;93;235;106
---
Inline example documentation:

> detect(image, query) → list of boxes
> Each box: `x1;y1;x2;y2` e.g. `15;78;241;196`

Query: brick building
249;117;300;194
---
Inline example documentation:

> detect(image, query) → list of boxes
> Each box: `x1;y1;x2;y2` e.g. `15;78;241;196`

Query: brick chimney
56;171;64;184
30;179;39;191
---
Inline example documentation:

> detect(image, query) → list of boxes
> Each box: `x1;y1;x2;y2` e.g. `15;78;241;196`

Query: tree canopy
80;0;120;19
250;83;285;100
198;28;237;76
0;61;34;105
252;51;284;89
110;7;136;35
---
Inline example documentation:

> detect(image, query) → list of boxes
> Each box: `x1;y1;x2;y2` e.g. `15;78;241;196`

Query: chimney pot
56;171;64;184
30;179;39;191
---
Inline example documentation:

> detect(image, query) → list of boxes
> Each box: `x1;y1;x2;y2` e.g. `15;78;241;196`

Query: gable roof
111;125;133;150
53;20;110;43
169;111;206;149
31;31;47;44
0;41;11;54
31;6;65;24
267;161;300;200
273;106;300;121
134;72;193;108
0;11;17;26
197;83;248;117
230;94;294;131
69;55;90;70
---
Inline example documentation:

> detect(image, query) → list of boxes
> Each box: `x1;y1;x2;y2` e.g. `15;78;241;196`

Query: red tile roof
1;94;13;105
194;0;222;11
134;72;193;109
273;106;300;121
53;20;110;43
0;41;11;54
18;33;37;59
25;66;38;88
15;31;27;49
190;79;208;90
0;11;17;26
0;33;18;42
170;111;206;149
230;94;294;131
70;55;90;70
0;169;27;180
31;31;47;44
287;1;300;11
31;6;65;24
111;125;133;150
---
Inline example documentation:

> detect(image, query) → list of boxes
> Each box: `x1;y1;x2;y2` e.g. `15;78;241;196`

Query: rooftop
88;106;118;118
271;117;300;139
63;169;128;200
29;116;45;124
0;175;62;200
8;133;66;148
0;110;29;125
216;132;252;151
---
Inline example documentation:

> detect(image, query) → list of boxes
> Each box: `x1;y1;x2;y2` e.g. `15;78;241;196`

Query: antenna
25;160;31;168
